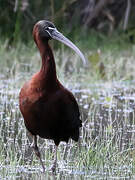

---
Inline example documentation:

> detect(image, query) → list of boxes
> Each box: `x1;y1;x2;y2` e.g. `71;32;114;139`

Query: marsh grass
1;38;135;179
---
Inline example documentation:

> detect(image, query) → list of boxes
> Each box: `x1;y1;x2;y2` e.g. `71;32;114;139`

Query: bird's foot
51;165;56;173
50;161;57;173
41;166;45;173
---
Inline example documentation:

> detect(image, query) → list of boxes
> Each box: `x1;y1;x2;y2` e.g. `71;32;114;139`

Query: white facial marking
46;27;57;37
48;27;55;30
45;29;51;36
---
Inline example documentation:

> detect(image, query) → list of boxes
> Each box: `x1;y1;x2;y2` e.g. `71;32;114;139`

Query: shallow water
1;74;135;179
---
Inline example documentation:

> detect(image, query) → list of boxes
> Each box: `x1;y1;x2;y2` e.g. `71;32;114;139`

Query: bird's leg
31;135;45;172
51;145;58;172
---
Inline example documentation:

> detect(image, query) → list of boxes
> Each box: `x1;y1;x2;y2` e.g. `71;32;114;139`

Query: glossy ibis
19;20;87;172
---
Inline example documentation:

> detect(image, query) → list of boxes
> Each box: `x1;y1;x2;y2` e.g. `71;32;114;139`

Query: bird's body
19;20;86;172
19;73;81;146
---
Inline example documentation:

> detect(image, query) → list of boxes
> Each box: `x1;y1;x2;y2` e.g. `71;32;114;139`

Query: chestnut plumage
19;20;86;172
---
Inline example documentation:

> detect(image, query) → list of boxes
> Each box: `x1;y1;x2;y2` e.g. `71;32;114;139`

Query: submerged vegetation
1;32;135;179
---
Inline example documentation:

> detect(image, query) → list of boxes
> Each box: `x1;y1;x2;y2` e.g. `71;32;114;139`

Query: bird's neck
36;39;57;89
41;43;56;77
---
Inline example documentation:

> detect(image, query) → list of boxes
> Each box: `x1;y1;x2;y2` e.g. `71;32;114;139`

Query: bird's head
33;20;87;66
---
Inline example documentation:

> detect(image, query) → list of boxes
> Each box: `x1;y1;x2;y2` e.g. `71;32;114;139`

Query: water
1;74;135;179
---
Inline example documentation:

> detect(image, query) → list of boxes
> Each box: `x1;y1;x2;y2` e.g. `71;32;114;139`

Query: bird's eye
45;27;49;31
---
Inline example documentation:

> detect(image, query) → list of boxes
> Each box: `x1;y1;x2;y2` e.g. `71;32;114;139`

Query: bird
19;20;87;172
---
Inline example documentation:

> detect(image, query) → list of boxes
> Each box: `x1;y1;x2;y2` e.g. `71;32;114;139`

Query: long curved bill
50;28;87;66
